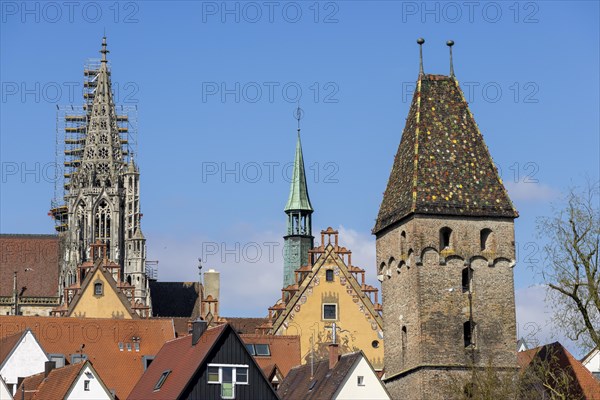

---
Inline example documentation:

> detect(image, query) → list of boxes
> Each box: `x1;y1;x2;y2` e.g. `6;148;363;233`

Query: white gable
0;378;12;400
333;355;390;400
66;364;112;400
582;348;600;374
0;330;48;393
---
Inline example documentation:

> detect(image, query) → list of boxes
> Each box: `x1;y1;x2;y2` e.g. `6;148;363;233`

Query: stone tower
373;41;519;399
282;122;314;288
59;37;149;309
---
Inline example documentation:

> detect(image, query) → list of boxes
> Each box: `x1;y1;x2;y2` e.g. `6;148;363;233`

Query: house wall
0;379;11;400
70;269;132;319
583;350;600;374
334;356;390;400
66;365;112;400
275;253;384;370
0;331;49;393
181;329;278;400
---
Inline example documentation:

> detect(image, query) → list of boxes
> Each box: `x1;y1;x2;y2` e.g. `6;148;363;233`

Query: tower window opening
464;321;476;348
401;326;407;364
480;228;493;251
440;227;452;250
462;267;473;293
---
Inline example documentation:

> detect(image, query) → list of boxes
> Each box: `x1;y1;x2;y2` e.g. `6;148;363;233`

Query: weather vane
293;104;304;132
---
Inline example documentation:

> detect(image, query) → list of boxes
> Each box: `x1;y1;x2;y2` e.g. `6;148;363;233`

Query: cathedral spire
75;36;123;188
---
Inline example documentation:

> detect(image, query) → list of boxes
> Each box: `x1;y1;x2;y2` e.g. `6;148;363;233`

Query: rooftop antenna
417;38;425;75
447;40;455;77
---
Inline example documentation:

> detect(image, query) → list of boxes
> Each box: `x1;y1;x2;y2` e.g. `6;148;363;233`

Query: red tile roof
0;316;175;400
0;330;23;367
518;342;600;400
223;317;269;334
277;351;363;400
128;324;227;400
15;361;84;400
240;334;301;377
0;235;60;297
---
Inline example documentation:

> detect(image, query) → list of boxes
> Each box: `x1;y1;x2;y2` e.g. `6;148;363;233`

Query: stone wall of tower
376;215;517;400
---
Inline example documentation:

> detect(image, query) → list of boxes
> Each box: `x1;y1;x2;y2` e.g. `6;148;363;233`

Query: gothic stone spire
74;36;123;189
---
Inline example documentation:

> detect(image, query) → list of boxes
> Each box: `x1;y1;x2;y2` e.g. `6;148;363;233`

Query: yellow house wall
70;269;132;319
276;258;384;370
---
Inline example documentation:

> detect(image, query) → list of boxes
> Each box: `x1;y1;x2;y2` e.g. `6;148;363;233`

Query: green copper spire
284;130;313;212
283;108;314;288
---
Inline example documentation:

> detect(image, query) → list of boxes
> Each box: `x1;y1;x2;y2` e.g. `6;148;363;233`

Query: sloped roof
149;281;200;318
66;261;137;319
373;74;517;234
270;243;383;335
223;317;269;334
0;315;175;400
15;361;110;400
277;351;362;399
518;342;600;400
240;334;301;377
128;324;227;400
0;234;60;297
0;330;24;368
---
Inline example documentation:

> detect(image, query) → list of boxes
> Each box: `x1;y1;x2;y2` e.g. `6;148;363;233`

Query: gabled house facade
277;346;390;400
0;329;48;396
15;360;113;400
129;322;279;400
0;315;175;399
582;347;600;381
267;228;384;370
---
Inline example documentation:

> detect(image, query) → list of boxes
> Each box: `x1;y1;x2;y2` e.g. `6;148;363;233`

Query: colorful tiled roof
518;342;600;400
277;351;362;399
373;74;517;234
240;334;301;377
0;234;60;297
0;315;175;400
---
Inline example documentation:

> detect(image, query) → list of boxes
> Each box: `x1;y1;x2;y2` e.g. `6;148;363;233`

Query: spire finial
100;36;109;63
447;40;455;77
294;103;304;134
417;38;425;75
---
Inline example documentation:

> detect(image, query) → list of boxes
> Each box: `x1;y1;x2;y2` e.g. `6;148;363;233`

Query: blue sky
1;1;598;356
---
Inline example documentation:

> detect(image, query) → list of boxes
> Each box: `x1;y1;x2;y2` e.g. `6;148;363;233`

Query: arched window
440;227;452;250
462;267;473;293
464;321;476;348
400;231;407;253
95;200;111;257
480;228;493;251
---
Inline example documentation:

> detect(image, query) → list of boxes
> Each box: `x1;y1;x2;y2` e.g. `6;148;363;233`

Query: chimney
191;319;208;346
44;361;56;377
328;343;339;370
203;269;220;319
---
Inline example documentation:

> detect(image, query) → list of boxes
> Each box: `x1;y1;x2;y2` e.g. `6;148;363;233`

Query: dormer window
154;370;171;391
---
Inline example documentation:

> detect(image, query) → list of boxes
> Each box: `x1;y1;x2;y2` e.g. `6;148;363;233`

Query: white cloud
505;181;559;202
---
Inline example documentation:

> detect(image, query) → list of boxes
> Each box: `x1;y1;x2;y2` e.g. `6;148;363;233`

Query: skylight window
154;370;171;391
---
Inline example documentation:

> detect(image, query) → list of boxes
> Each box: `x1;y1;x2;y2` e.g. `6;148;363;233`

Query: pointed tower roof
284;130;313;212
373;68;517;234
76;37;123;186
